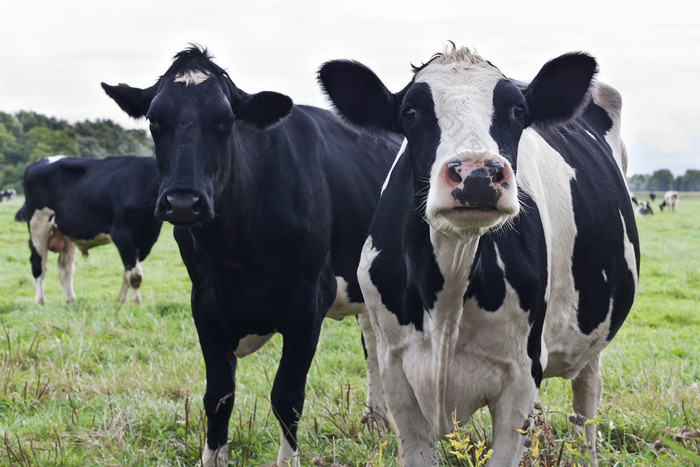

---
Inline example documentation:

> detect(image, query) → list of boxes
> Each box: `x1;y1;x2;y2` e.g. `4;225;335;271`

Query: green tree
23;126;80;162
647;169;675;191
677;169;700;191
0;123;22;165
627;174;648;192
73;119;152;158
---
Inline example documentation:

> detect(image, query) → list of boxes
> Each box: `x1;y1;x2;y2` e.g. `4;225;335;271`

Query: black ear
523;53;598;127
318;60;401;133
235;91;293;129
101;82;156;118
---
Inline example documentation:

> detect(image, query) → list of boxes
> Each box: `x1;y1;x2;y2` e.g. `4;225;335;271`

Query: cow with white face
319;46;639;466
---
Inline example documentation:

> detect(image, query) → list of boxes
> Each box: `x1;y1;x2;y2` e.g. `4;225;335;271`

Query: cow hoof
200;444;228;467
360;408;389;430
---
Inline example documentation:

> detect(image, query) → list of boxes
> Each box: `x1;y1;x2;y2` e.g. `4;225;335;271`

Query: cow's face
102;48;293;225
319;48;596;238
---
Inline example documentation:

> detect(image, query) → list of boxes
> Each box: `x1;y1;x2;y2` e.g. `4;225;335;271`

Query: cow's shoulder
365;150;444;331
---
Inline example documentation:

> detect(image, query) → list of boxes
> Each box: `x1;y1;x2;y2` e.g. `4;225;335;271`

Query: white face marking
174;70;210;86
413;51;519;238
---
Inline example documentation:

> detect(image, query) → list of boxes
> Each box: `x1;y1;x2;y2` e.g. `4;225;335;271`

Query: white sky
3;0;699;176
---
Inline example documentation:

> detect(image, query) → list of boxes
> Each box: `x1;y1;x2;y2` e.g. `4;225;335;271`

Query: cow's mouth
453;206;497;212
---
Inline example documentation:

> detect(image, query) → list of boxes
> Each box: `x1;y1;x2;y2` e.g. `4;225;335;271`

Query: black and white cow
659;190;679;212
319;46;640;466
22;155;162;304
636;200;654;216
1;188;17;201
102;46;400;466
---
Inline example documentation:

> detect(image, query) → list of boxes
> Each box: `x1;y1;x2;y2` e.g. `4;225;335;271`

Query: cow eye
513;105;526;121
216;119;233;134
402;108;417;122
149;121;161;137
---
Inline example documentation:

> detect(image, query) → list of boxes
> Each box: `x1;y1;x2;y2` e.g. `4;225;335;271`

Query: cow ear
318;60;401;133
523;53;598;127
235;91;294;129
101;82;156;118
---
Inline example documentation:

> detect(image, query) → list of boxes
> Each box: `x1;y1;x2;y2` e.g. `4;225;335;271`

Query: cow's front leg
378;347;438;467
194;303;236;467
271;319;323;467
357;312;387;426
28;209;53;305
487;377;538;467
57;240;77;303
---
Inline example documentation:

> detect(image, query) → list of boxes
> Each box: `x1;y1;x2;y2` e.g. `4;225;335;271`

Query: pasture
1;194;698;466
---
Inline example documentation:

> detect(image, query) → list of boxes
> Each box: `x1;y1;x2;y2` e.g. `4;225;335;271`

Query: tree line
0;110;153;192
627;169;700;192
2;109;698;193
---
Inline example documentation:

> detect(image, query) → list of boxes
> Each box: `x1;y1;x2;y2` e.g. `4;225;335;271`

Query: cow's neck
427;226;481;432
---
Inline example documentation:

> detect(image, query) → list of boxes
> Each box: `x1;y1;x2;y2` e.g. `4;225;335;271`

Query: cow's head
319;46;596;239
102;46;293;225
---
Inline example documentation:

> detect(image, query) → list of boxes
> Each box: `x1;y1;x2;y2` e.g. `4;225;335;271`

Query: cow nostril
191;196;203;214
492;169;505;184
447;161;463;184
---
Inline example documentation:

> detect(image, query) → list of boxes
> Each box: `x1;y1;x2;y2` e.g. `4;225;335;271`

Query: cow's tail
15;202;28;222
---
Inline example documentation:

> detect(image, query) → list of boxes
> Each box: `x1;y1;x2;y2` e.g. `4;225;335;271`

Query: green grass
1;194;698;466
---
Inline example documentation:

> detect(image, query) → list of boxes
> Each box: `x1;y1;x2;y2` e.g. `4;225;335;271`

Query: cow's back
24;156;160;245
294;105;402;302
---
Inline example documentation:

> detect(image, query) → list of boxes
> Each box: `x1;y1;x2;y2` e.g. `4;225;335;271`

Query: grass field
1;194;698;466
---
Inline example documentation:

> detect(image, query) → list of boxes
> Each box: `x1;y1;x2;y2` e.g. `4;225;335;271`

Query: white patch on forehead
414;49;504;158
174;70;210;86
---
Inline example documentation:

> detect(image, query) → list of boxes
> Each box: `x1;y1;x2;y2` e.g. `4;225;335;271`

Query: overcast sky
3;0;698;176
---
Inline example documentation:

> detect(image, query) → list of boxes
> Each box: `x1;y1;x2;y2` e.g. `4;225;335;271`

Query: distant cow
636;200;654;216
1;188;16;201
102;46;400;466
21;156;162;304
649;192;656;202
320;46;639;466
659;190;679;212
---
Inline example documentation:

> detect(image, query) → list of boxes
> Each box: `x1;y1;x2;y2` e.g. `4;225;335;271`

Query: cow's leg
357;312;387;424
571;354;602;467
29;242;47;305
194;293;236;467
271;319;323;467
28;209;54;305
113;235;143;304
57;240;77;303
126;260;143;304
487;380;537;467
378;348;438;467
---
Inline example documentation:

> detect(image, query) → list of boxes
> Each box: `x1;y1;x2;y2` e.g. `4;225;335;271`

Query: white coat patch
325;276;367;320
234;333;274;358
47;155;66;164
